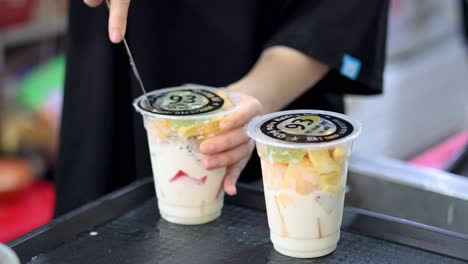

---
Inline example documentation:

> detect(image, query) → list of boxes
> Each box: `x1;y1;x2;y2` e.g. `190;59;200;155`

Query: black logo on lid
260;113;353;143
141;89;224;115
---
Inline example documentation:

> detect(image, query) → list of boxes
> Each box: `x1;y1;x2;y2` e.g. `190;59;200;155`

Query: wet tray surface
27;199;463;264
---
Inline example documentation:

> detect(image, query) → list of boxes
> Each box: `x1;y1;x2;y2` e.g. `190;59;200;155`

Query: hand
200;92;262;196
83;0;130;43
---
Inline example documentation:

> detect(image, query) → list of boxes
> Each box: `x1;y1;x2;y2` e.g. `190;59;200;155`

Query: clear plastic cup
246;110;361;258
133;84;241;225
0;244;20;264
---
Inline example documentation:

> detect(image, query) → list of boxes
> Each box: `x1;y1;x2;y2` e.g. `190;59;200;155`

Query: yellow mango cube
323;185;343;196
277;193;295;208
178;117;223;138
145;118;171;140
332;146;347;164
218;90;233;110
320;171;341;186
308;149;340;174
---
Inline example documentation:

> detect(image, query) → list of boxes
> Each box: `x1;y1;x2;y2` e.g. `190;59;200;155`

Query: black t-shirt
55;0;389;215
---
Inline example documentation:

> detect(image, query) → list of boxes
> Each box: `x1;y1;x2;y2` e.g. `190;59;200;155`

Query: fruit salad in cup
259;144;350;239
247;110;360;258
134;85;241;225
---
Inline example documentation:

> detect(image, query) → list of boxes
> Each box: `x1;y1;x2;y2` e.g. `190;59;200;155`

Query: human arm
200;0;389;195
201;46;329;195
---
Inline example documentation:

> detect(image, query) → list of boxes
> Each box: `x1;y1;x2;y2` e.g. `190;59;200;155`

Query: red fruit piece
170;170;186;182
169;170;208;185
198;176;208;185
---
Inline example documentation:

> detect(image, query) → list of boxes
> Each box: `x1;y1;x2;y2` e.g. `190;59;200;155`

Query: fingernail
220;121;234;130
110;28;121;43
227;186;237;196
84;0;100;7
201;143;215;153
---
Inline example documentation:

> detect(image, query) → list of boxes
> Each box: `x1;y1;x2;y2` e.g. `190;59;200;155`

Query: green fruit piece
217;90;233;110
170;119;201;129
266;146;306;164
170;117;223;138
177;117;222;138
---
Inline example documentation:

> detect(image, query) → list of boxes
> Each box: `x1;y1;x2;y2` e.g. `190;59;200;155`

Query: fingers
219;94;262;131
200;126;250;155
83;0;104;7
204;140;255;170
223;154;252;196
108;0;131;43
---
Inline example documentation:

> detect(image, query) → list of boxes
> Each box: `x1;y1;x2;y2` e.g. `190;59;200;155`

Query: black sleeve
265;0;389;95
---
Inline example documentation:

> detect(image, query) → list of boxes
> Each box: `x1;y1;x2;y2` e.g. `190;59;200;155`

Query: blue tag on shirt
340;54;361;80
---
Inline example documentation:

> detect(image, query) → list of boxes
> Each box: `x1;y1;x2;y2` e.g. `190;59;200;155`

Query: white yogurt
263;182;345;258
148;136;226;225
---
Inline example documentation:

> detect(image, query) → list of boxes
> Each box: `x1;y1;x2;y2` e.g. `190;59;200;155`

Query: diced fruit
217;90;233;110
169;170;208;185
296;179;316;195
317;218;323;239
277;193;295;208
170;119;199;129
320;171;341;186
261;160;288;189
322;185;343;196
283;159;319;195
197;176;208;185
145;118;171;140
274;196;288;237
332;146;347;164
308;149;340;174
266;146;306;164
178;117;223;138
170;170;187;182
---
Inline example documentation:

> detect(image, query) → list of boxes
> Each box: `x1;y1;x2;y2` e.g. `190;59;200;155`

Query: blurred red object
0;158;33;201
0;0;38;28
410;131;468;170
0;181;55;243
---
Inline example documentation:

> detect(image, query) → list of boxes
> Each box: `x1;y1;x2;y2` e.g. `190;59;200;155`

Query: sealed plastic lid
133;84;241;120
246;110;361;149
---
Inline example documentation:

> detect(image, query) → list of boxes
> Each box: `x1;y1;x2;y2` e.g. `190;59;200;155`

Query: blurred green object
16;54;65;111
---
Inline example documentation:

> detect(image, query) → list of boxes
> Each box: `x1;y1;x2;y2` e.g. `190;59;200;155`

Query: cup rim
133;84;242;120
246;109;362;149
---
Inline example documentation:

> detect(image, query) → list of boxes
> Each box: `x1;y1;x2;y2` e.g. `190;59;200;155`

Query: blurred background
0;0;467;243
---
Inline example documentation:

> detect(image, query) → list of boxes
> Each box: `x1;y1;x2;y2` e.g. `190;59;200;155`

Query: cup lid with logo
133;84;241;120
246;110;361;149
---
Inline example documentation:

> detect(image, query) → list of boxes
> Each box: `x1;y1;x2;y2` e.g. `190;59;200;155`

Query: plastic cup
0;244;20;264
133;84;241;225
246;110;361;258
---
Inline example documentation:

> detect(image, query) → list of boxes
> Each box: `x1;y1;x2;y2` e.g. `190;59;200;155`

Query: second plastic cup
0;244;20;264
134;85;241;225
247;110;361;258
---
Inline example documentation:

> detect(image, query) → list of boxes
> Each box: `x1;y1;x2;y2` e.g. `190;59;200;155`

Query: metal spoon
105;0;153;110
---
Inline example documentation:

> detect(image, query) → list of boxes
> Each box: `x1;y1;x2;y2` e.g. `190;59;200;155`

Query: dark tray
9;178;468;263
